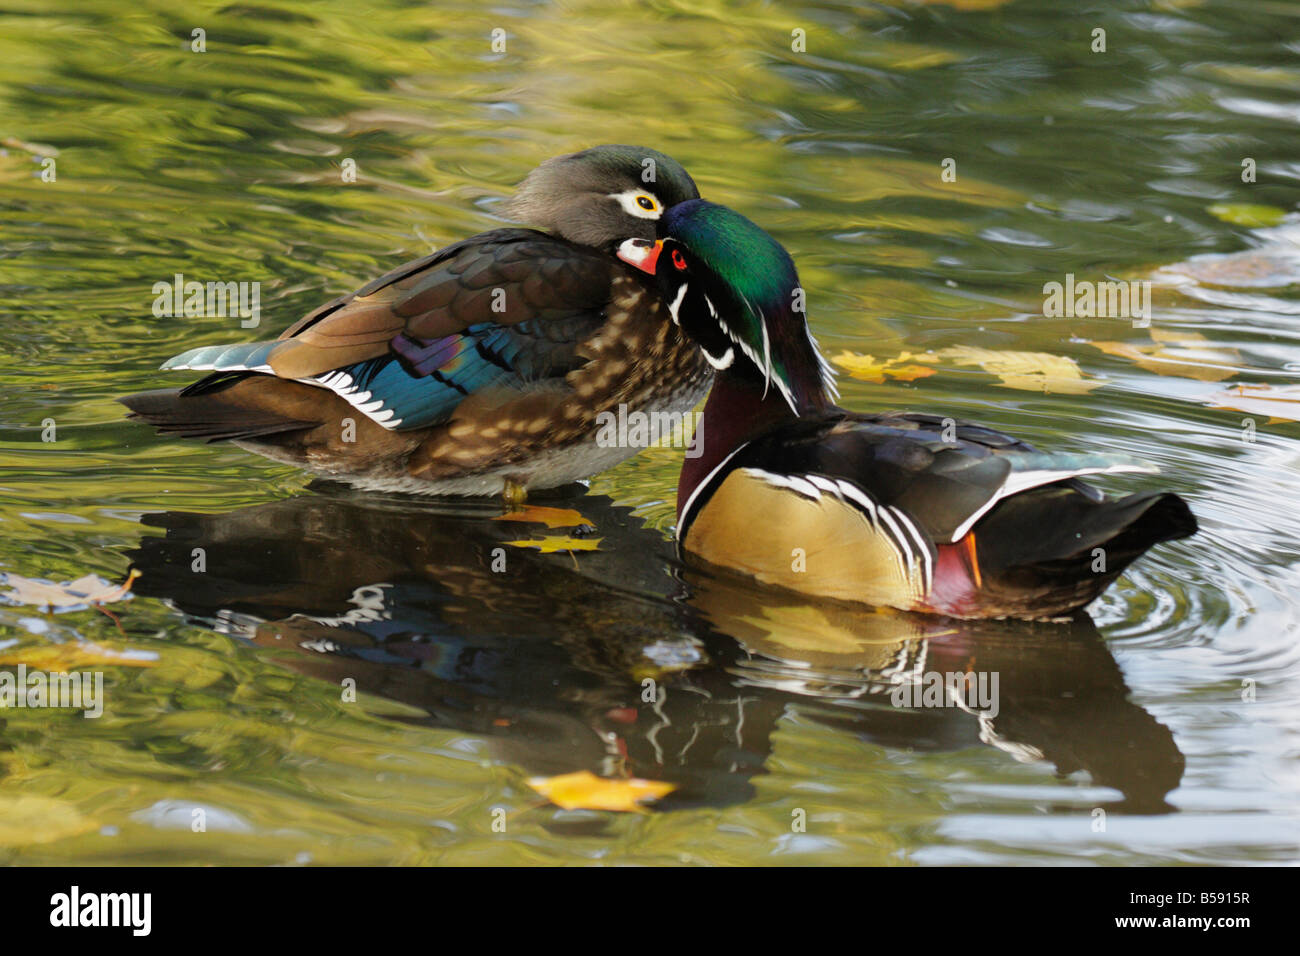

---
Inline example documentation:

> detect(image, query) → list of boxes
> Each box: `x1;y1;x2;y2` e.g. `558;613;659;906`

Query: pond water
0;0;1297;864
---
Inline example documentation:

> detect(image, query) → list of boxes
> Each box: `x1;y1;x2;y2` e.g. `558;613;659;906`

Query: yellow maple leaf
887;364;938;383
924;346;1102;394
0;569;139;612
493;506;591;529
0;641;158;672
831;350;938;384
1205;383;1300;425
504;536;602;553
1090;329;1239;382
526;770;675;812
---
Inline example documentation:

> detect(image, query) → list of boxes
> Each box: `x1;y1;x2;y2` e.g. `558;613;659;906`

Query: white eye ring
609;189;661;219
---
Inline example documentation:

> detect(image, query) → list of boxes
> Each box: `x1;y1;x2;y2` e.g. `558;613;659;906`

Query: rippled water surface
1;0;1297;864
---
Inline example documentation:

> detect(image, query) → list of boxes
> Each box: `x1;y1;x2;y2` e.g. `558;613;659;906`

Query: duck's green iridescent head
617;199;836;414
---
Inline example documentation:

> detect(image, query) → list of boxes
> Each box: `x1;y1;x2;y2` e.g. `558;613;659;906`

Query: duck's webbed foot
502;478;528;507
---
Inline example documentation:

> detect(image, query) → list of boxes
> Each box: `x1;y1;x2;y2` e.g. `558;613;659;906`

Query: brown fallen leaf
832;350;937;384
1205;383;1300;424
493;505;591;529
922;346;1103;394
504;536;602;554
526;770;675;812
1;569;140;612
0;641;158;672
1089;329;1240;382
1156;248;1299;290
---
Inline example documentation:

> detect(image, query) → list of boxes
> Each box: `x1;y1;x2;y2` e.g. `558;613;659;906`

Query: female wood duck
617;200;1198;620
120;146;711;499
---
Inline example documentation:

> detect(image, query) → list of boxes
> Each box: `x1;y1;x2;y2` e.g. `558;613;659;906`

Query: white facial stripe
703;346;735;370
706;308;789;400
608;189;662;219
667;282;688;326
760;309;773;399
733;291;798;415
807;328;840;400
730;330;798;415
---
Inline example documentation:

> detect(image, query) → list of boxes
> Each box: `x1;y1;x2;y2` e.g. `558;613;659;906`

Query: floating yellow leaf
504;536;602;553
885;365;938;383
526;770;675;812
1089;329;1240;382
923;346;1102;394
1207;203;1287;228
493;506;590;529
1205;383;1300;424
0;795;96;847
831;350;937;384
0;641;158;672
0;569;139;612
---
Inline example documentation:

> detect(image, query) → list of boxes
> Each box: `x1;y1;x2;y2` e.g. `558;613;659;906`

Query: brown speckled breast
407;274;711;482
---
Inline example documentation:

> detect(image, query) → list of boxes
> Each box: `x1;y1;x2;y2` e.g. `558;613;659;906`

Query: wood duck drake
120;146;711;499
617;200;1198;620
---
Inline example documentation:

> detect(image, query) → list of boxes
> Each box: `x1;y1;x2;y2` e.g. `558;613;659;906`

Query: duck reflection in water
127;488;1184;815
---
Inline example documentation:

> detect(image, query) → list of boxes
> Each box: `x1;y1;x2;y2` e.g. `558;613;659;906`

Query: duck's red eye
671;249;688;271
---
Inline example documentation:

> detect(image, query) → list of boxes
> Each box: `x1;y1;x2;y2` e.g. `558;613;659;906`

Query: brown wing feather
260;229;616;381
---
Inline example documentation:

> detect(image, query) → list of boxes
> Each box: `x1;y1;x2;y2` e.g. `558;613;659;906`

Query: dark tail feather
1085;491;1197;569
119;386;320;443
973;486;1197;617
